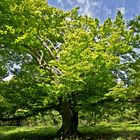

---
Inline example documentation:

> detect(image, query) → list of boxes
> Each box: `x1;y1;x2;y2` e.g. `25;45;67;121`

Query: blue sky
48;0;140;22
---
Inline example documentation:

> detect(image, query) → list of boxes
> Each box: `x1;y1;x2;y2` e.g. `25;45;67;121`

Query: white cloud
57;0;111;19
85;1;103;17
3;75;14;81
77;0;90;16
92;1;100;7
78;0;103;17
117;7;126;15
82;0;91;16
57;0;62;3
77;0;87;5
57;0;104;17
103;6;112;17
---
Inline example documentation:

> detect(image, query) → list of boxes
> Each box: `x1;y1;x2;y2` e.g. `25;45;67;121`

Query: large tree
0;0;140;138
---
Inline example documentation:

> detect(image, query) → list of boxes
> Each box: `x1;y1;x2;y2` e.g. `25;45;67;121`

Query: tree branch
25;45;51;71
91;98;140;107
0;104;58;122
37;36;56;60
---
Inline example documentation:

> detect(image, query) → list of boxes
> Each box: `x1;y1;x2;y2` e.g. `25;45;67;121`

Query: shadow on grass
0;126;58;140
78;125;140;140
0;125;140;140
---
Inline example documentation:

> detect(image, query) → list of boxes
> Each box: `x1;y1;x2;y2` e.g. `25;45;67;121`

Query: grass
0;126;58;140
0;123;140;140
78;123;140;139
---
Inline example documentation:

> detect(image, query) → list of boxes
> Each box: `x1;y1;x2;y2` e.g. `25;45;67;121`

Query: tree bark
57;101;78;139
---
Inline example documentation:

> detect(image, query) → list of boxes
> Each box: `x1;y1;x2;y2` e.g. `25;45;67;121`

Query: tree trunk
57;101;78;139
16;119;21;126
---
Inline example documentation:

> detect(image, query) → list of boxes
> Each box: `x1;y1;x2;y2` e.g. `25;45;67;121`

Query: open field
0;123;140;140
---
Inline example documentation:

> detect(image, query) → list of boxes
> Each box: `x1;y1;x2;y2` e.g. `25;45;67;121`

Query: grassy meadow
0;123;140;140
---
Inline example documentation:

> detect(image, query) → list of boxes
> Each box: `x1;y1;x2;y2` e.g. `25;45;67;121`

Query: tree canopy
0;0;140;137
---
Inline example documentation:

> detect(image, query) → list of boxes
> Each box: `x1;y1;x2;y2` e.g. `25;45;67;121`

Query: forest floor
0;123;140;140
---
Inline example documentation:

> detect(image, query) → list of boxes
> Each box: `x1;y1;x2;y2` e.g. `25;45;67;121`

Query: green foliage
0;65;50;118
0;0;140;132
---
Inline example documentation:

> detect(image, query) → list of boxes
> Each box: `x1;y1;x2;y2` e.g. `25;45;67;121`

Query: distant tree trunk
57;101;78;139
16;119;21;126
41;113;47;126
33;116;38;126
10;120;14;126
49;111;59;125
